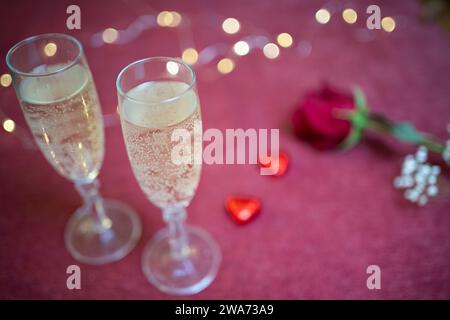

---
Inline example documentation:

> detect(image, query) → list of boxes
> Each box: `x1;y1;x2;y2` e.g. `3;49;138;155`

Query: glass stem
75;178;109;230
163;205;188;260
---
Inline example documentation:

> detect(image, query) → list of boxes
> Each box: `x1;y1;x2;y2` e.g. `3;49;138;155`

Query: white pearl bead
428;175;437;185
427;185;438;197
416;146;428;163
418;195;428;206
431;166;441;175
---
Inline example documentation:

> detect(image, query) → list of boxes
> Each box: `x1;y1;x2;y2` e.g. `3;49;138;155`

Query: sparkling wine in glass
117;57;221;294
6;33;142;265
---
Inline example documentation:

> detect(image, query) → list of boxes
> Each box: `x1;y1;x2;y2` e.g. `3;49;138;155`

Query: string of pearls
394;146;440;206
394;124;450;206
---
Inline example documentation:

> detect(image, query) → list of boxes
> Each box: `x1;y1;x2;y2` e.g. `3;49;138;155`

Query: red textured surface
0;0;449;299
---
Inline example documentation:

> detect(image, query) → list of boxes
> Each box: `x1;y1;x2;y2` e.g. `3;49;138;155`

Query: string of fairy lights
0;6;397;142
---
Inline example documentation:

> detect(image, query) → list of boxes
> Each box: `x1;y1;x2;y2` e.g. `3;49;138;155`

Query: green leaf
354;87;367;112
391;122;424;143
340;127;363;150
339;88;370;150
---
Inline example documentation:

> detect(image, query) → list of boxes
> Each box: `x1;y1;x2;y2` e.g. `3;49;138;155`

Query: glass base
65;199;142;265
142;226;221;295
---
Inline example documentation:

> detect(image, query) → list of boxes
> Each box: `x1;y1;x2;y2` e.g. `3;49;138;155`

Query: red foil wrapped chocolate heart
225;195;261;224
258;151;289;177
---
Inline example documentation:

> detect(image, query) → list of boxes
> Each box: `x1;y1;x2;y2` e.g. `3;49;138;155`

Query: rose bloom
291;86;355;150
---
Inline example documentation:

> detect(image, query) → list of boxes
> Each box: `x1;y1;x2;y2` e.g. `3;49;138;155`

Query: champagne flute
117;57;221;295
6;33;142;265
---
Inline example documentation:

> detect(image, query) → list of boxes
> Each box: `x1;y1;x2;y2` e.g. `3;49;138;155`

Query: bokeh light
222;18;240;34
102;28;119;44
2;119;15;133
233;41;250;56
263;43;280;59
315;9;331;24
342;8;358;24
170;11;182;27
0;73;12;87
166;61;179;75
157;11;182;27
276;33;293;48
44;42;57;56
217;58;235;74
157;11;173;27
182;48;199;65
102;217;113;229
381;16;396;32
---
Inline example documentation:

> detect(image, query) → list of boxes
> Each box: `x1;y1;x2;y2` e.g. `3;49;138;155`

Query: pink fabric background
0;0;449;299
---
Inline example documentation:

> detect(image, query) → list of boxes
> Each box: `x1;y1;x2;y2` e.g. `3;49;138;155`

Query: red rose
291;86;355;150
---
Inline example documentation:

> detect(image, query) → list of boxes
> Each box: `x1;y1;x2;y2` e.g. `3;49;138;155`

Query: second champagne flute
117;57;221;295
